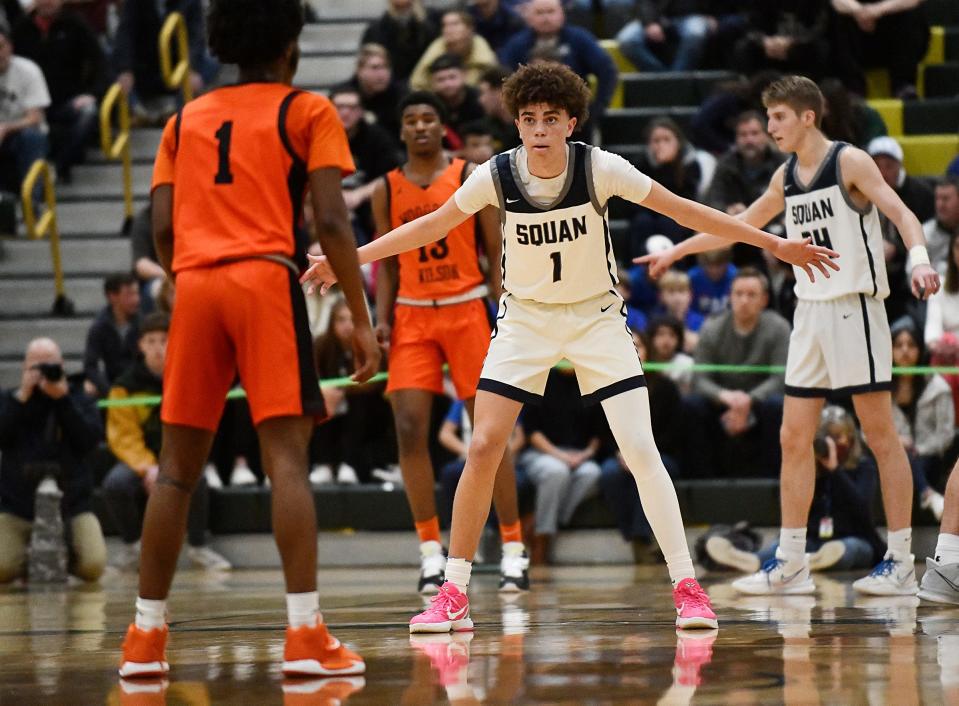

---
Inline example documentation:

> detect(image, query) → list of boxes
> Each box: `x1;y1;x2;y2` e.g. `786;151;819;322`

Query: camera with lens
33;363;64;382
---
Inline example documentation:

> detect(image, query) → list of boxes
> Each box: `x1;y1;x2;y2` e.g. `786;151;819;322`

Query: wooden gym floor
0;565;957;705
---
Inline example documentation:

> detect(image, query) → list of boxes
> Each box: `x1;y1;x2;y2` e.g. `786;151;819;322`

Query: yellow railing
99;81;133;230
159;12;192;104
22;160;73;315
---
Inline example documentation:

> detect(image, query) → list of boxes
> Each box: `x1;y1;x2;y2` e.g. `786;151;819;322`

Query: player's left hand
774;237;840;282
300;254;338;295
350;323;381;383
911;264;940;301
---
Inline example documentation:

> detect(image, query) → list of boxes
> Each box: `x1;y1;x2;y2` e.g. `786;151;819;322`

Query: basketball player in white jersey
639;76;942;597
302;64;838;632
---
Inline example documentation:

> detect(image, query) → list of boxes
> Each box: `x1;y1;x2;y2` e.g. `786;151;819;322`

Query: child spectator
890;318;953;520
655;269;704;352
647;316;694;393
689;247;736;316
706;406;884;573
310;298;394;485
102;313;231;572
459;120;495;165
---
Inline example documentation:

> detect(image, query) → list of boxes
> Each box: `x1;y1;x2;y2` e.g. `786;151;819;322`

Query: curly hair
501;63;591;126
207;0;303;68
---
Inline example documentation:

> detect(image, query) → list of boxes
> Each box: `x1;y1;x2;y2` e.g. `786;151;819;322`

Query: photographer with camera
102;313;231;572
0;337;106;583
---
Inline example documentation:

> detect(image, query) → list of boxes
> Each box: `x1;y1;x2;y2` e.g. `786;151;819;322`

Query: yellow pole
21;160;67;301
159;12;193;104
99;82;133;222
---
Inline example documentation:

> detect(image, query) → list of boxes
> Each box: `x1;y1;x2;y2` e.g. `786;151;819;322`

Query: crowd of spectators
2;0;957;570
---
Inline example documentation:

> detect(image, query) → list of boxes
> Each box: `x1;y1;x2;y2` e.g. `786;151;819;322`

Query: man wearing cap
869;136;935;321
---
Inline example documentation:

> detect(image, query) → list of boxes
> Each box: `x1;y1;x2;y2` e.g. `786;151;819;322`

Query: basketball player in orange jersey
118;0;379;680
374;91;530;594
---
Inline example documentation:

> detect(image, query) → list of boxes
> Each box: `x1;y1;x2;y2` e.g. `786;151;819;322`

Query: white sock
286;591;320;628
602;390;695;587
135;597;167;631
886;527;912;560
778;527;807;568
445;558;472;591
934;533;959;565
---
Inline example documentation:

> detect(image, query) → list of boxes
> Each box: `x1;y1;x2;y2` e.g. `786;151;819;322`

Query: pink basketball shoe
673;578;719;629
409;582;474;634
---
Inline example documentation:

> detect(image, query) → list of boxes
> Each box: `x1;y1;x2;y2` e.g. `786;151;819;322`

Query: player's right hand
774;237;840;282
300;254;339;295
374;323;392;353
351;323;380;383
632;250;676;279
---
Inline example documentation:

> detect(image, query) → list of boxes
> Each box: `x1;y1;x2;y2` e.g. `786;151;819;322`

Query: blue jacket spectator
689;249;736;316
499;0;617;119
469;0;524;52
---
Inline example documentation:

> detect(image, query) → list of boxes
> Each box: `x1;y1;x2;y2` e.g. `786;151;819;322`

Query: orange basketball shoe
282;622;366;677
119;624;170;678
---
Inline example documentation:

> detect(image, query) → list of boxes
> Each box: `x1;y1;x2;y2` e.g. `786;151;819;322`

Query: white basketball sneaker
731;556;815;595
852;554;918;596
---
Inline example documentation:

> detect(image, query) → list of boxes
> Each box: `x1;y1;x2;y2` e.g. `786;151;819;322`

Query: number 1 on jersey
214;121;234;185
550;251;562;282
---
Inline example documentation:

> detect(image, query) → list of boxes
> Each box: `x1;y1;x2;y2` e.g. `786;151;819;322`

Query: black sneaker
498;542;530;592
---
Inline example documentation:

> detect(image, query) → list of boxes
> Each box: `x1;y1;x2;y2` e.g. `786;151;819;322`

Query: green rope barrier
95;364;959;409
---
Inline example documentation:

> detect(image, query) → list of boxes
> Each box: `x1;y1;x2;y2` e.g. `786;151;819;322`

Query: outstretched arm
843;147;940;299
302;195;471;293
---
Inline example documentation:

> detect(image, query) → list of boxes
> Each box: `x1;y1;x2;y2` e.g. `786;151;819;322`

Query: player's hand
374;322;392;353
911;264;940;301
300;254;338;295
350;323;380;383
632;249;678;279
774;237;840;282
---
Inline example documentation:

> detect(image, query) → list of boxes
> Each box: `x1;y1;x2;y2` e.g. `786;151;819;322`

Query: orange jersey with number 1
385;158;484;300
152;83;355;273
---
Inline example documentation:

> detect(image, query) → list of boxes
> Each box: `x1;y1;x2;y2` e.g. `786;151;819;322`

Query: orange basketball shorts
386;297;493;400
162;259;325;431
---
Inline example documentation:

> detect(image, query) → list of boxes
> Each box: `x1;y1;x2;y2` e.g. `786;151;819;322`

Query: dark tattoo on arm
157;473;194;493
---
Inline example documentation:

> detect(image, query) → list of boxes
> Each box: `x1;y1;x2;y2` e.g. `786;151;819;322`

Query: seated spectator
428;54;485;149
331;85;401;246
685;268;788;477
335;44;408;152
61;0;110;36
520;368;605;564
0;337;106;583
655;269;704;352
926;232;959;350
459;120;495;165
410;10;497;91
309;298;394;485
102;313;231;571
820;79;887;150
730;0;830;81
437;399;532;541
615;0;716;73
13;0;103;184
361;0;438;83
890;318;953;521
113;0;215;122
647;315;694;392
706;111;786;218
600;331;683;564
830;0;929;98
689;246;736;316
469;0;524;52
499;0;617;130
628;117;702;248
83;271;140;397
128;205;166;313
706;406;884;573
924;176;959;275
868;136;934;322
690;71;781;155
0;24;49;202
476;65;520;152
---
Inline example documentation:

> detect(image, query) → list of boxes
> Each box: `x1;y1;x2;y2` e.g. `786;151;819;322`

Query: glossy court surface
1;565;957;705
